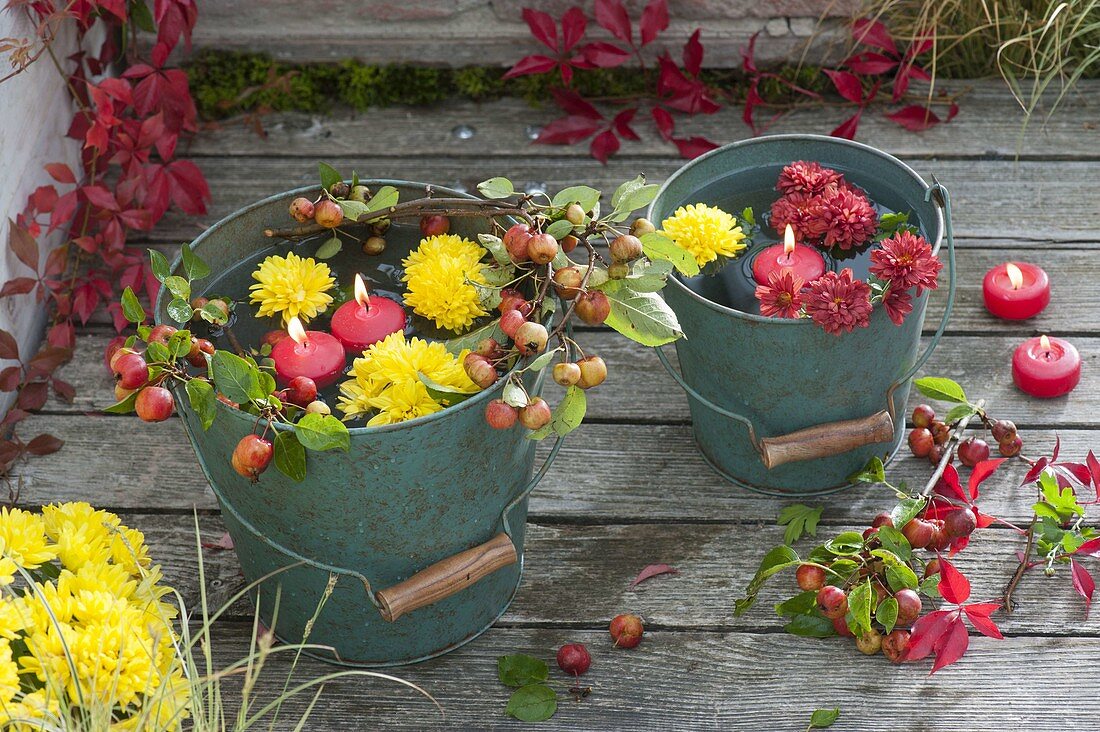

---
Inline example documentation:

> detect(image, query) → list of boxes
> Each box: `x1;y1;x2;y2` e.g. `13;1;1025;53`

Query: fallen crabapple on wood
106;166;686;483
738;376;1100;672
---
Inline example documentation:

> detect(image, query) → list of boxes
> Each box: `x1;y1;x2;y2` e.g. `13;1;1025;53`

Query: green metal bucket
649;135;956;496
157;182;560;666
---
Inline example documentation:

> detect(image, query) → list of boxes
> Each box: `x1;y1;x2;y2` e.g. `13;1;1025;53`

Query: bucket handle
654;178;957;470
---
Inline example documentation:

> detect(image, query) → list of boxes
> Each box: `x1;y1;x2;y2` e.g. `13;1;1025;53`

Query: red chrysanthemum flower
883;286;913;326
776;161;844;196
803;268;873;335
869;230;943;294
755;269;805;319
770;191;829;243
813;186;879;251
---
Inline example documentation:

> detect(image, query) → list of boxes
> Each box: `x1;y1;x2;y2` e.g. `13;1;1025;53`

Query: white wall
0;11;81;412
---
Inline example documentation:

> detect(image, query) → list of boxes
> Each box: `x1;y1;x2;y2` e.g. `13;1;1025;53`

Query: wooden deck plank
144;156;1100;244
187;83;1100;162
136;513;1095;637
200;623;1100;731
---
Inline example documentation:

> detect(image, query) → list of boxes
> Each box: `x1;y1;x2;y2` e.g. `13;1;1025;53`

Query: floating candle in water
982;261;1050;320
330;274;407;354
270;316;346;388
751;224;826;285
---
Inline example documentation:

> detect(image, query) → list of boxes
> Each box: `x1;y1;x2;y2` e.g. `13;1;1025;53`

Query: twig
1003;513;1038;613
919;398;986;497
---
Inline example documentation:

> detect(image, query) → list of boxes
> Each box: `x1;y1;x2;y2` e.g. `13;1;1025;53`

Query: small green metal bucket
649;135;956;496
157;182;560;666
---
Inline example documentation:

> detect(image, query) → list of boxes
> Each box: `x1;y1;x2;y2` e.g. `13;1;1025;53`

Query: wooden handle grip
759;410;895;470
375;533;518;622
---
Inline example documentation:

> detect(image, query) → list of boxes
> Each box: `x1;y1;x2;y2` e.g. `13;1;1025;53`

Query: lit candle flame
1006;262;1024;290
354;273;370;309
287;316;308;346
783;224;795;256
1040;334;1051;351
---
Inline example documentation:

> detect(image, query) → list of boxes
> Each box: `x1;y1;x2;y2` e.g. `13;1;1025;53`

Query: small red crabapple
575;291;610;326
108;345;137;372
991;419;1017;444
923;558;941;578
815;586;848;619
285;376;318;407
232;434;273;482
313;199;344;228
609;614;644;648
930;421;950;445
629;218;656;238
944;508;977;539
419;215;450;237
882;630;910;663
958;437;990;467
908;428;934;457
894;589;922;626
527;233;559;266
113;353;149;390
485;399;518;429
871;512;894;529
901;518;935;549
135;386;174;422
513;322;549;356
795;564;826;591
499;310;526;339
999;435;1023;457
463;353;498;389
289;197;315;223
564;203;585;226
518;397;552;430
560;234;578;253
147;324;177;345
552;267;585;300
362;236;386;255
305;400;331;415
556;643;591;676
856;629;882;655
832;616;854;637
553;362;581;387
503;224;532;263
609;234;643;263
576;356;607;389
911;404;935;428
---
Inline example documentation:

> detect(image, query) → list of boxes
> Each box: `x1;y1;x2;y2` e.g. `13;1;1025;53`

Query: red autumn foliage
0;0;205;476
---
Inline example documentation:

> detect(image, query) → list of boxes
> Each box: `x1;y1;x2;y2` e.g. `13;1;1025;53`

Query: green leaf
913;376;967;403
274;430;307;482
148;249;171;282
258;370;277;398
610;175;645;210
210;351;261;405
850;456;886;484
824;531;864;556
337;199;370;222
497;654;548;688
777;504;823;545
944;403;978;424
919;573;941;597
600;282;683;346
551;385;586;437
478;234;512;267
145;340;171;364
121;287;145;324
810;708;841;729
315;235;343;259
318;162;342;191
741;207;756;227
784;614;835;637
876;526;912;562
443;319;504;355
417;371;480;407
294;413;351;452
364;186;399;214
167;329;193;359
544;219;574;241
180;244;211;280
163;275;190;302
506;684;557;723
640;232;699;277
876;596;899;634
613;183;659;218
624;258;673;293
524;347;562;373
104;391;138;414
890;497;927;531
167;298;193;325
1037;468;1084;519
735;544;800;615
775;590;818;617
847;580;873;637
551;185;600;212
501;380;529;409
885;563;920;593
477;177;515;200
200;301;230;325
186;378;217;430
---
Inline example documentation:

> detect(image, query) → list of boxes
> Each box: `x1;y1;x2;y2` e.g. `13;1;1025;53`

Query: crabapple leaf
444;319;505;356
417;372;480;407
121;287;145;324
846;579;873;637
610;175;646;209
273;430;306;482
294;413;351;452
944;403;977;424
506;684;556;723
477;234;512;267
824;531;864;556
600;283;682;346
551;385;586;437
545;219;575;240
914;376;967;403
315;235;342;260
890;497;926;530
502;380;529;408
477;177;515;200
851;456;885;484
181;243;210;280
624;258;673;293
885;562;920;592
735;544;800;615
640;232;699;277
167;298;193;324
612;183;659;218
210;351;262;405
809;708;841;728
498;654;548;688
148;249;171;282
551;185;600;212
775;590;818;617
876;596;898;634
318;162;342;191
524;347;563;373
785;614;835;638
364;186;399;215
104;391;138;414
876;525;912;561
185;378;217;431
337;199;369;221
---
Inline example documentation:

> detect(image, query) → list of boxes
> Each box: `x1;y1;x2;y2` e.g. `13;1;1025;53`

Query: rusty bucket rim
648;133;945;327
160;179;525;436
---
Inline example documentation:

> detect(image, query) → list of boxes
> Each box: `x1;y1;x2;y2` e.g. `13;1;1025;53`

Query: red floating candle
271;316;346;389
1012;334;1081;398
752;224;826;285
330;274;406;354
982;261;1050;320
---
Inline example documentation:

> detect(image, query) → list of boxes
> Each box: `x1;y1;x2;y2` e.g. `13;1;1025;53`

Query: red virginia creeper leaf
503;55;558;79
640;0;669;46
963;604;1004;639
824;69;865;104
579;41;631;68
969;458;1007;500
0;330;19;360
1052;435;1061;462
51;377;75;403
1024;456;1049;485
25;433;63;456
589;129;620;164
536;115;602;145
594;0;631;44
651;106;674;140
852;17;899;56
628;563;680;590
551;88;603;119
886;104;944;132
522;8;558;51
612;108;639;140
1072;560;1095;619
8;222;39;272
906;609;953;660
935;464;967;502
831;111;862;140
938;557;971;604
17;382;47;411
45;163;76;184
201;531;235;552
673;135;719;159
0;367;21;392
844;51;899;75
1087;451;1100;499
0;278;36;298
561;6;587;51
683;29;704;77
930;616;969;673
975;511;998;529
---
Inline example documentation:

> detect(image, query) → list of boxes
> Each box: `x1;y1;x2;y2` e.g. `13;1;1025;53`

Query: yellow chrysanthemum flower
249;251;335;325
0;639;19;706
660;203;747;267
0;507;56;570
402;234;489;332
337;331;479;423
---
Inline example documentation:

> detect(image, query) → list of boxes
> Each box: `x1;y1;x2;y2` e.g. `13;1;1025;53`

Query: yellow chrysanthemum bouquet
109;164;684;483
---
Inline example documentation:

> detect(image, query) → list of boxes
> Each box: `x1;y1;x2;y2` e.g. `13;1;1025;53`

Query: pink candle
752;224;826;285
270;316;346;388
982;262;1050;320
1012;334;1081;398
330;274;406;354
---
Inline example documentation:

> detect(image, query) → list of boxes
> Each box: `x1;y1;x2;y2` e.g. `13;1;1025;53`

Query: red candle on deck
330;274;406;354
752;224;826;285
270;316;346;388
982;262;1050;320
1012;334;1081;398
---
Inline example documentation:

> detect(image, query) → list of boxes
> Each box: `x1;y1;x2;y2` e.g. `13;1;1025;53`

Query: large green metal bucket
157;182;559;666
649;135;956;496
